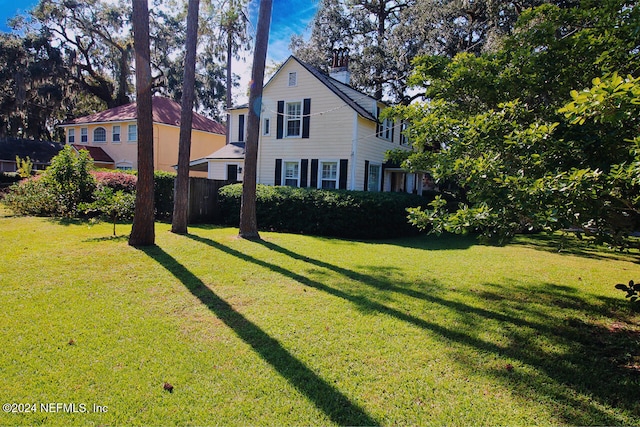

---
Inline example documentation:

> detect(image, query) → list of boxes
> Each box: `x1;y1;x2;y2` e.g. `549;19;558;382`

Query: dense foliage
2;147;176;222
387;0;640;246
291;0;569;103
218;183;433;239
1;0;252;140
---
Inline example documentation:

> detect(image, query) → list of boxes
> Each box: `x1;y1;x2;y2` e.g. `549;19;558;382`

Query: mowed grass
1;209;640;426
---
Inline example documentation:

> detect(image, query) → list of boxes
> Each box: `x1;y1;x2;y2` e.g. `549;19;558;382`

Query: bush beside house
218;184;434;239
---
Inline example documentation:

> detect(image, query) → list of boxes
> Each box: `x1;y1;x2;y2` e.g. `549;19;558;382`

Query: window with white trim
400;121;409;145
367;163;381;192
93;127;106;143
263;117;270;136
320;161;338;189
112;125;121;143
283;161;299;187
68;129;75;143
288;72;297;87
286;101;302;137
81;128;88;143
116;161;133;171
128;124;137;142
380;118;393;141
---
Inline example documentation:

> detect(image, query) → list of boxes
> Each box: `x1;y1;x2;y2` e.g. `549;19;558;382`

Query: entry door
227;164;238;182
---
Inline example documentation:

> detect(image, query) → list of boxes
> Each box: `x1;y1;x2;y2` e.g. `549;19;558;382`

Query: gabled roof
267;56;380;123
194;142;245;163
189;142;245;171
0;138;64;163
71;144;114;164
61;96;227;135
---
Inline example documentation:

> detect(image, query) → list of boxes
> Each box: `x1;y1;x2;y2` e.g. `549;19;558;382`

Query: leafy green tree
81;187;135;236
389;0;640;245
29;0;133;108
15;156;33;178
41;145;96;216
0;32;68;139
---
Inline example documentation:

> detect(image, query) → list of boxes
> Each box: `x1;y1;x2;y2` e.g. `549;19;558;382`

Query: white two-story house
191;53;423;193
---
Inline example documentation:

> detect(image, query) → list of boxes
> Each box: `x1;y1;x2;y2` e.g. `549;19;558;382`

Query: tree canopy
1;0;253;140
386;0;640;246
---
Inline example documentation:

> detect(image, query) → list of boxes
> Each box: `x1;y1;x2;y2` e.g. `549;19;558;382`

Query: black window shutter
300;159;309;188
275;159;282;185
339;159;348;190
364;160;370;191
302;98;311;138
310;159;318;188
276;101;284;139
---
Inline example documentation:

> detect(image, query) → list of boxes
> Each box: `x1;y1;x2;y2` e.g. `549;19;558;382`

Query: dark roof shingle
0;138;64;163
71;144;114;164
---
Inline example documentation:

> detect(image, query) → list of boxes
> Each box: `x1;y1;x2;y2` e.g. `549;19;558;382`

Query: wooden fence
187;177;233;224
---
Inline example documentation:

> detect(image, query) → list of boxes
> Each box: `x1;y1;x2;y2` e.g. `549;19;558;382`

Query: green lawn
1;210;639;426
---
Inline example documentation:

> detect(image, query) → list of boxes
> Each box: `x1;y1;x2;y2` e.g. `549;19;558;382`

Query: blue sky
0;0;318;62
251;0;319;62
0;0;38;32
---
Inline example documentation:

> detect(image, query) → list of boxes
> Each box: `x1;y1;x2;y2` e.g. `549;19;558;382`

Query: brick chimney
329;48;351;85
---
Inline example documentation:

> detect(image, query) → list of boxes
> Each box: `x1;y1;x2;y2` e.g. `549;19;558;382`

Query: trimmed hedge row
218;184;435;239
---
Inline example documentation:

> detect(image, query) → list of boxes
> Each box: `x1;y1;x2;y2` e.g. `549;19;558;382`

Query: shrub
41;145;96;216
218;184;434;239
93;171;137;193
2;176;57;216
153;170;176;220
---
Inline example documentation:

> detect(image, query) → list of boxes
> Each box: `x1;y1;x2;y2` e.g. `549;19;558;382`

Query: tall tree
199;0;251;135
171;0;200;235
0;32;68;140
30;0;133;109
129;0;155;247
289;0;354;71
238;0;272;239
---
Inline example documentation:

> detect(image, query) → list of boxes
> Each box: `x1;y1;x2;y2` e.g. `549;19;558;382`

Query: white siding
257;59;355;187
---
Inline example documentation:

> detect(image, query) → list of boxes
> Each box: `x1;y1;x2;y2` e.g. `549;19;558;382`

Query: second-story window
263;117;270;136
93;127;106;143
81;128;88;143
286;101;301;137
68;129;75;143
238;114;245;142
128;124;137;142
112;125;121;143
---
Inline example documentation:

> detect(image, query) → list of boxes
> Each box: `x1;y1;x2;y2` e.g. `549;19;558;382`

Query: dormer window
288;72;297;87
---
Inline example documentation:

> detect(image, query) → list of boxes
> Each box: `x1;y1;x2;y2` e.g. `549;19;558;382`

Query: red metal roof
63;97;226;135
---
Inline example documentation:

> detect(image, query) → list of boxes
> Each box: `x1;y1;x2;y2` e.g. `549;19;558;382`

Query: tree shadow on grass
474;282;640;424
140;244;378;426
184;232;639;426
512;233;640;263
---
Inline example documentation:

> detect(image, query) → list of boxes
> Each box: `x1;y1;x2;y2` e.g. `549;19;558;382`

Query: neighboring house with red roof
59;97;226;175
